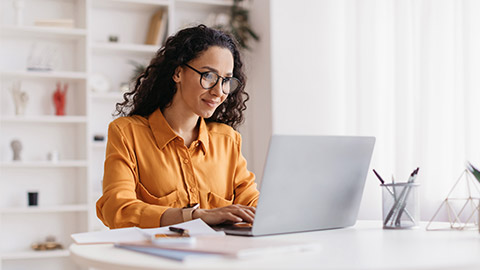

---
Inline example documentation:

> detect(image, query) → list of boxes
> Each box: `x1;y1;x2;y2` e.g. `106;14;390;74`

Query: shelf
1;249;70;260
93;0;169;10
91;42;158;55
91;141;107;150
0;70;87;81
0;161;88;168
176;0;233;7
0;116;87;124
0;25;87;40
0;204;89;214
90;91;125;100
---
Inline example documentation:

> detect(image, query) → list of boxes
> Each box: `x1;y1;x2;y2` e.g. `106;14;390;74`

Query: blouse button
183;159;189;164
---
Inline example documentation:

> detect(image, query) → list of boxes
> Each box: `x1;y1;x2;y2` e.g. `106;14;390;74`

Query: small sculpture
27;43;58;71
53;82;68;116
47;150;59;163
31;236;63;251
11;82;29;115
10;139;22;161
13;0;25;26
426;168;480;231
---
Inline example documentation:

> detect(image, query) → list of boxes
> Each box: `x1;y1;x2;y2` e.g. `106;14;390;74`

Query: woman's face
172;46;233;119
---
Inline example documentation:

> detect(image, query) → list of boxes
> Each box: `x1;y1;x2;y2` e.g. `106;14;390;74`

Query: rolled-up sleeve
232;132;259;207
96;122;169;229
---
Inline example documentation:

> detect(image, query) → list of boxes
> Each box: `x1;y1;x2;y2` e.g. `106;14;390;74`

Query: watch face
90;73;111;93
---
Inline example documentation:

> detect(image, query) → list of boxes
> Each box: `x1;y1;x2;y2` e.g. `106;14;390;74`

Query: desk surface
70;220;480;270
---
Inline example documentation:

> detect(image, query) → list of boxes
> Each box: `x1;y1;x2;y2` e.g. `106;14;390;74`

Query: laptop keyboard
213;222;253;232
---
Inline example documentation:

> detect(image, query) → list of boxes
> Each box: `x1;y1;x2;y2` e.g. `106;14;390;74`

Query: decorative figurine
10;139;22;161
27;43;58;71
47;150;59;163
11;82;29;115
426;168;480;231
31;236;63;251
13;0;25;26
53;82;68;116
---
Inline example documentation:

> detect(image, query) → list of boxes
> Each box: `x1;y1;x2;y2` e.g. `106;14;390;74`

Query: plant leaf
467;162;480;183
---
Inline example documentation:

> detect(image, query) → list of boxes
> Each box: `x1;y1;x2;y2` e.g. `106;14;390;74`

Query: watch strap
182;203;199;222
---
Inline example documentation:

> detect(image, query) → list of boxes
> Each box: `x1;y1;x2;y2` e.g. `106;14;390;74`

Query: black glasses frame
184;64;241;95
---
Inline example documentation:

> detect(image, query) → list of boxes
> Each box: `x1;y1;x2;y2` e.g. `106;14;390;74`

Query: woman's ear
172;66;182;83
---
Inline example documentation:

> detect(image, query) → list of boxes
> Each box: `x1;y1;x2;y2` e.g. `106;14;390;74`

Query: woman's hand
192;204;256;225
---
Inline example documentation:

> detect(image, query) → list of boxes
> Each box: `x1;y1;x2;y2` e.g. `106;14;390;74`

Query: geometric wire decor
426;168;480;231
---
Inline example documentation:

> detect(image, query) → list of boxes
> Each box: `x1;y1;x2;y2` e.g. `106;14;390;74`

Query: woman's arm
160;205;256;226
96;121;171;229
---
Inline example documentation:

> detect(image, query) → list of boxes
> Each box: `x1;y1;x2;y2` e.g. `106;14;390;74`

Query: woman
96;25;259;229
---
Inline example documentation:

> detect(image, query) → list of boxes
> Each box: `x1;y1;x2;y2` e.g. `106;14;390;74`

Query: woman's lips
203;99;218;108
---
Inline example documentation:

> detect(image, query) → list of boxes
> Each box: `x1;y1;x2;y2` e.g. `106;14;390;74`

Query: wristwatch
182;203;199;222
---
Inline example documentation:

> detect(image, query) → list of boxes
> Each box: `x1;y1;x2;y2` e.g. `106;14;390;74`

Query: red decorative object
53;82;68;116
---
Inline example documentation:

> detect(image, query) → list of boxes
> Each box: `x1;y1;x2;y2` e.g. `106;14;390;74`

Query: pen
169;226;189;236
373;169;385;184
393;168;419;226
384;168;419;226
391;174;397;203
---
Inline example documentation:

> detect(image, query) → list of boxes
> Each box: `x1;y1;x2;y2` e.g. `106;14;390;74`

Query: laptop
215;135;375;236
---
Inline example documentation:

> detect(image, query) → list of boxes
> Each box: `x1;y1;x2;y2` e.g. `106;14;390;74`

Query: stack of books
71;219;320;262
115;235;319;262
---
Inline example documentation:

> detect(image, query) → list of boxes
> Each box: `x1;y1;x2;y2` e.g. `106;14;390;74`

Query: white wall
271;1;348;136
241;0;273;182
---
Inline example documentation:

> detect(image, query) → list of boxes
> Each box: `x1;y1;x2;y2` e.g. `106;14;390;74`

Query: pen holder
381;183;420;229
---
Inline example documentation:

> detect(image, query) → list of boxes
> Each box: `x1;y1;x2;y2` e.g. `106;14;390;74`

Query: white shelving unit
2;249;70;261
0;204;89;214
0;0;235;269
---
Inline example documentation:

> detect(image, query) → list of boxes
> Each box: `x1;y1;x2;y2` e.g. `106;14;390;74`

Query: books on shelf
145;9;168;46
34;19;75;28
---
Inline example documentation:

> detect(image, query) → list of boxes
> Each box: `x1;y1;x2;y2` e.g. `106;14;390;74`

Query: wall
241;0;273;183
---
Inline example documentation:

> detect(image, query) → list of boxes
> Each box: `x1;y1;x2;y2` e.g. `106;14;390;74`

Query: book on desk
71;219;320;262
115;235;320;261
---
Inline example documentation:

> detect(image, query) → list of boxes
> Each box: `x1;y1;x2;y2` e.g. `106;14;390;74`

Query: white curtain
344;0;480;221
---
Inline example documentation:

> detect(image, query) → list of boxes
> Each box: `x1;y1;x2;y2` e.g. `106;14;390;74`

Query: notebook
214;135;375;236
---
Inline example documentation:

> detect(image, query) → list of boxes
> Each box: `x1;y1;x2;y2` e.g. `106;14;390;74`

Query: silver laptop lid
251;135;375;236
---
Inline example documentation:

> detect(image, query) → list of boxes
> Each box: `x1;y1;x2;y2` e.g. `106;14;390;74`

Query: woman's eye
203;72;217;82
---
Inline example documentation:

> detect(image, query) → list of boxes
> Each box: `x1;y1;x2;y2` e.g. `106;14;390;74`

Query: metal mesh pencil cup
381;183;420;229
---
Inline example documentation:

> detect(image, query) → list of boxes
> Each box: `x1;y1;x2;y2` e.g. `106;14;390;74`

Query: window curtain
346;0;480;221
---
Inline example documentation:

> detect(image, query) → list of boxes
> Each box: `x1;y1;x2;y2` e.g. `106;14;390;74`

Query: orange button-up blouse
96;109;259;229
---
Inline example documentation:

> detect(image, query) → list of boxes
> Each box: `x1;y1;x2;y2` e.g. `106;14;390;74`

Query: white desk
70;221;480;270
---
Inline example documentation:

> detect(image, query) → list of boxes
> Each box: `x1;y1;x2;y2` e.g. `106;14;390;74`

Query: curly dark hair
115;24;249;130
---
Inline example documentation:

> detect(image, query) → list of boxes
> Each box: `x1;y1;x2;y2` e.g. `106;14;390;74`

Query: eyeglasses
184;64;241;95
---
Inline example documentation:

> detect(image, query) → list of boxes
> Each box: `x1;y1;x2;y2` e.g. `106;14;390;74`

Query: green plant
216;0;259;50
467;162;480;183
128;60;147;83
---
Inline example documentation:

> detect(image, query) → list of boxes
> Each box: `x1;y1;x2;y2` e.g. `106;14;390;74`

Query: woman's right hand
193;204;256;225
